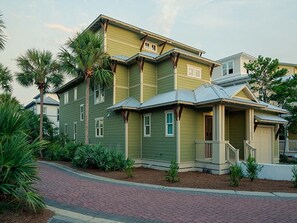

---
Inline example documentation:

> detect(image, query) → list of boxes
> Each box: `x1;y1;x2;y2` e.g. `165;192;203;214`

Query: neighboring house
24;92;60;128
56;15;287;174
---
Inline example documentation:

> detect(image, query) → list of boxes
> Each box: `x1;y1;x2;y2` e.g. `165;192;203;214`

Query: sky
1;0;297;105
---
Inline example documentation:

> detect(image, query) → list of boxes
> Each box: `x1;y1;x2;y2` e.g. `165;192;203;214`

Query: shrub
165;161;179;183
229;164;243;187
243;155;263;182
292;165;297;188
43;141;81;161
124;158;135;178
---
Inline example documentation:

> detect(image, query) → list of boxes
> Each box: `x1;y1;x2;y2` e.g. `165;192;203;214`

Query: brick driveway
37;162;297;223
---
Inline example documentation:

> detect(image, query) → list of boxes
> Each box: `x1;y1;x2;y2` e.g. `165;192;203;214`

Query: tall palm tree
0;63;12;92
16;49;64;157
58;31;113;144
0;14;6;50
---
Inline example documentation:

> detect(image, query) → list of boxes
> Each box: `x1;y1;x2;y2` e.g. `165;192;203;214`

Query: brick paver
37;163;297;223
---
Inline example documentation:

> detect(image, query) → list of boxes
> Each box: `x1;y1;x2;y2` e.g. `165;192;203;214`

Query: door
205;116;213;158
254;126;273;163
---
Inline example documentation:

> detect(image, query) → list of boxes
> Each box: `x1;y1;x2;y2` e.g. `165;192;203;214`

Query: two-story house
24;91;60;128
56;15;287;174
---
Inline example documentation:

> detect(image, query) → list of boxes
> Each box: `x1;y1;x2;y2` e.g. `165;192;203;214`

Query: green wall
128;111;141;159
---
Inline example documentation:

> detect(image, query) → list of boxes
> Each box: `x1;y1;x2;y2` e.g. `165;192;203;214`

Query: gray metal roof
255;112;288;124
107;97;141;110
258;101;288;114
24;96;59;109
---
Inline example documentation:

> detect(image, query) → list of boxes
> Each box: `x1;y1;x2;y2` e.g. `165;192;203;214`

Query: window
222;60;234;76
57;108;59;121
80;104;84;121
165;111;174;137
143;114;151;137
95;118;104;137
187;65;202;78
43;106;47;115
64;91;69;104
74;87;77;101
73;122;77;141
94;84;105;104
143;41;157;52
64;123;68;136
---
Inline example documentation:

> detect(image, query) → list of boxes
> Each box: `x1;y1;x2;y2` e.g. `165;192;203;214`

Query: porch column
121;110;130;159
245;109;254;144
212;105;225;164
285;125;289;153
174;105;183;164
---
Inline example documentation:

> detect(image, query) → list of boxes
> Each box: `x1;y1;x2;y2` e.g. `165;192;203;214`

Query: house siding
129;63;140;101
115;64;129;103
143;61;157;100
128;111;141;159
157;60;174;94
235;90;251;100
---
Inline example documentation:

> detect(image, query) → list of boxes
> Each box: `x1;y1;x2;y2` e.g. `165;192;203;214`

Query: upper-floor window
95;117;104;137
43;106;47;115
165;111;174;137
187;65;202;79
144;41;157;53
222;60;234;76
143;114;151;137
64;91;69;104
80;104;84;121
74;87;77;101
94;84;105;104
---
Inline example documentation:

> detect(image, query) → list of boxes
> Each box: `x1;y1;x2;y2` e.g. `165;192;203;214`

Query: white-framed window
144;41;157;53
165;111;174;137
222;60;234;76
94;84;105;104
187;65;202;78
73;122;77;141
57;108;59;121
143;114;151;137
95;117;104;137
43;106;47;115
74;87;77;101
64;91;69;104
64;123;68;136
80;104;84;121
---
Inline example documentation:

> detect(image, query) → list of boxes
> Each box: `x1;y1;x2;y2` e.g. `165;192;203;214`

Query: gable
234;89;253;101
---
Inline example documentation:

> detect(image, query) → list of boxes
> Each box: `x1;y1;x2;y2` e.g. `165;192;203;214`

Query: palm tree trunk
85;77;90;144
39;87;44;158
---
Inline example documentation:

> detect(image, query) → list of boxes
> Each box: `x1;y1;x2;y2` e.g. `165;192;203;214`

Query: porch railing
244;140;256;160
279;140;297;153
195;140;213;162
225;141;239;164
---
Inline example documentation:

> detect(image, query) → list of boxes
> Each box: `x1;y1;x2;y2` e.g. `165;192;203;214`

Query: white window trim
74;87;77;101
80;104;84;121
165;110;174;137
64;91;69;104
187;65;202;79
95;117;104;138
144;40;157;53
94;84;105;105
143;113;151;137
222;60;234;76
73;122;77;141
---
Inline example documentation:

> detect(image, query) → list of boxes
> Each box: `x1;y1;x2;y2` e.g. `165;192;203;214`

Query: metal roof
258;101;288;114
107;97;141;110
24;96;59;109
255;112;288;124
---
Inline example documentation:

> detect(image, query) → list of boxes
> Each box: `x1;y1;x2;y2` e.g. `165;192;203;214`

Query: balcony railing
195;140;213;162
225;141;239;164
279;140;297;153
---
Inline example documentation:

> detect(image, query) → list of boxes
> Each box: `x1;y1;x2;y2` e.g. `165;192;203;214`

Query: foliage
243;155;263;182
244;55;287;103
165;161;179;183
0;14;6;50
292;165;297;188
0;102;45;212
0;63;12;93
44;141;81;161
72;144;126;171
229;164;243;187
124;158;135;178
0;93;20;107
58;31;113;144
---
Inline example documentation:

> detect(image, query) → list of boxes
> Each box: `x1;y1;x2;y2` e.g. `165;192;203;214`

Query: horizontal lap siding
129;86;140;101
143;85;156;101
235;90;252;100
116;87;129;102
157;76;174;94
142;110;176;161
157;60;173;78
115;64;129;103
129;64;140;101
143;62;156;85
128;112;141;159
177;75;208;90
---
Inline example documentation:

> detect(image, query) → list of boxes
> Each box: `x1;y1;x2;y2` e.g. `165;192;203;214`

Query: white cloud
45;23;76;33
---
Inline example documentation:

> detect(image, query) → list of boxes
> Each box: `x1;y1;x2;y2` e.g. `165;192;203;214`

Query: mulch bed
0;209;54;223
52;161;297;193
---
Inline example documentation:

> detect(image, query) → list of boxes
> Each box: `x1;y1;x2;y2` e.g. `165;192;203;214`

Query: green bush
43;141;81;161
229;164;243;187
165;161;179;183
72;144;126;171
292;165;297;188
243;155;263;182
124;158;135;178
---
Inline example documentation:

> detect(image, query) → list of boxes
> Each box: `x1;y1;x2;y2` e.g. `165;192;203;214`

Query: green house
56;15;288;174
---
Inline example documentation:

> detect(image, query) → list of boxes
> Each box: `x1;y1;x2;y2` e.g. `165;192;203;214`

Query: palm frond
0;63;12;92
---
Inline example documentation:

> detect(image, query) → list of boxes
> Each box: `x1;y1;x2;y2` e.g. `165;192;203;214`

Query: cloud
45;23;76;33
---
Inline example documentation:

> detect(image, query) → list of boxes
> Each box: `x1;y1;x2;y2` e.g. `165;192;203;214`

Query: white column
174;67;177;90
285;125;289;153
125;121;128;159
245;109;254;144
113;72;116;105
176;106;181;163
140;70;143;103
212;105;225;164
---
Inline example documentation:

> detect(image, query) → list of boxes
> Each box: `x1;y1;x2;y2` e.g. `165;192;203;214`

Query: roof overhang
55;77;84;94
255;113;288;124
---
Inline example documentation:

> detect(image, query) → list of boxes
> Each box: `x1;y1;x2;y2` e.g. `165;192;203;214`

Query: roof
24;96;59;109
55;77;84;94
279;62;297;67
216;52;256;62
258;101;288;114
33;90;55;99
212;74;249;85
107;97;141;110
255;112;288;124
87;14;206;56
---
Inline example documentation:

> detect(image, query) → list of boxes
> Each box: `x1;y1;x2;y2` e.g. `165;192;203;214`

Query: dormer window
222;60;234;76
144;41;157;52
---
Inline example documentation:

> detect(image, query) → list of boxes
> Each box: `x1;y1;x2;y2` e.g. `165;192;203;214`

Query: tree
0;14;6;50
244;55;288;103
58;31;113;144
16;49;63;157
0;63;12;92
0;93;20;107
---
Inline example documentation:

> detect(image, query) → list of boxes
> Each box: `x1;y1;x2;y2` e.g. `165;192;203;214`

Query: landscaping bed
0;209;54;223
52;161;297;193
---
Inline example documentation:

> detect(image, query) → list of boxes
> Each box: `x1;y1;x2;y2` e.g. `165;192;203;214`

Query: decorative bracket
100;19;109;32
159;41;167;55
275;125;281;140
136;57;145;71
121;110;130;123
140;34;148;51
254;122;258;132
111;60;117;73
210;64;215;77
170;52;180;68
174;105;184;121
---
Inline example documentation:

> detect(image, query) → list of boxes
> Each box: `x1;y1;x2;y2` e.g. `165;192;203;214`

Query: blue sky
1;0;297;105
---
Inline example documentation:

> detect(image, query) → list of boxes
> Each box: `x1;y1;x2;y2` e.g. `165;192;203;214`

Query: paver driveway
37;162;297;223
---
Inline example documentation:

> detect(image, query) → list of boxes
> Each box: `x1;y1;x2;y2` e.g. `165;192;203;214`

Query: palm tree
16;49;64;157
0;14;6;50
0;63;12;92
58;31;113;144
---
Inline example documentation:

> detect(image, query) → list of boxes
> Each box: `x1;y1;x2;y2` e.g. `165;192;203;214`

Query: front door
205;116;213;158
